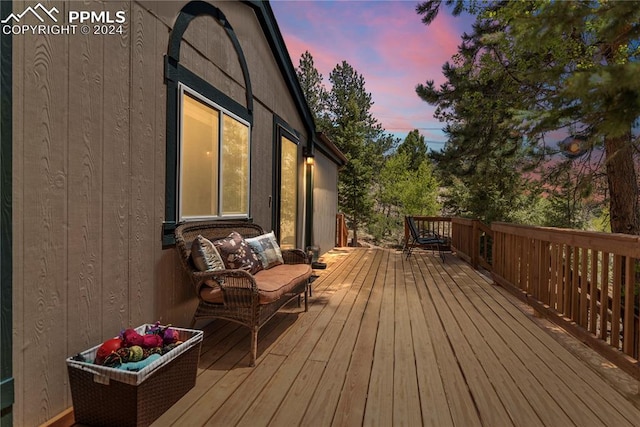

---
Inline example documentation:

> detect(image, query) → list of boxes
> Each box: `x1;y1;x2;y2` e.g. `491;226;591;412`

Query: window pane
221;115;249;215
181;93;219;218
280;136;298;249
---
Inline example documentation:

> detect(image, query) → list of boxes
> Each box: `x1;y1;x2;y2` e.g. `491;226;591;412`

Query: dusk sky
270;0;475;150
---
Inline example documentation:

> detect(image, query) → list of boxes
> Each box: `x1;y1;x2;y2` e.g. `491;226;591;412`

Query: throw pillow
190;235;225;272
213;231;263;275
245;231;284;270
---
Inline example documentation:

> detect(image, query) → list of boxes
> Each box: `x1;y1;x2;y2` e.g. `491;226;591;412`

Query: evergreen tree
296;51;330;132
296;54;399;245
417;18;535;224
328;62;374;245
416;0;640;234
494;1;640;234
397;129;428;171
371;134;440;244
326;61;389;246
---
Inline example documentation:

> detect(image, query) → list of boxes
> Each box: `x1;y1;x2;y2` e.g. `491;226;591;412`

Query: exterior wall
172;0;308;240
313;152;339;256
10;1;317;425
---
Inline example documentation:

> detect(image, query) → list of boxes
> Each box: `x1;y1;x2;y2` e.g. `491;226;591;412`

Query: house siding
313;152;340;256
9;1;330;425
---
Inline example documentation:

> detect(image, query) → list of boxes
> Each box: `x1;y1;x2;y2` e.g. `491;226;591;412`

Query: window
273;118;300;250
163;1;254;246
279;135;298;249
179;85;250;221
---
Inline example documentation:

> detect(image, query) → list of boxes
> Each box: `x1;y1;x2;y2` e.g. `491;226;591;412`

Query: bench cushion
199;263;312;305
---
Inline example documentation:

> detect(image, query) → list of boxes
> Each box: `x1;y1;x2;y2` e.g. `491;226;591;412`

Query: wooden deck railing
491;222;640;378
451;218;493;270
403;215;640;379
336;213;348;247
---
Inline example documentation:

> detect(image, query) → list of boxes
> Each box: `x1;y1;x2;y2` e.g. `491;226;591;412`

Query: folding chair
404;216;447;261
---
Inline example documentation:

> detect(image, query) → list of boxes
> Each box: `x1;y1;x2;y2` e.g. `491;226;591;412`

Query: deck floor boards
152;248;640;427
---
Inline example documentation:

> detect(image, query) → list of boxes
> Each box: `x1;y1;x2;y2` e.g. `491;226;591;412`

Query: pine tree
397;129;428;172
416;0;640;234
296;51;330;132
326;61;387;246
495;1;640;234
416;18;534;224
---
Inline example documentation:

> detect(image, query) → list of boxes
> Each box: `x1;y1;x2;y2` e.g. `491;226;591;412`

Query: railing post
404;217;409;250
472;220;479;269
451;219;457;251
336;213;347;247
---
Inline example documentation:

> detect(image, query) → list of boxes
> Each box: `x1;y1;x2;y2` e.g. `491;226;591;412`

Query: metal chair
404;216;447;261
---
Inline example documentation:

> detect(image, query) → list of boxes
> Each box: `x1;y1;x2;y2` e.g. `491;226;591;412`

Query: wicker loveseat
175;221;311;366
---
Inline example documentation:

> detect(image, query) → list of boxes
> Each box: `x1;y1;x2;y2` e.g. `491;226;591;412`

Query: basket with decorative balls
91;322;183;371
66;322;202;427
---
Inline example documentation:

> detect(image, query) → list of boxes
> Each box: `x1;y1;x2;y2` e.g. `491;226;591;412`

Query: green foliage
417;15;538;224
490;1;640;140
296;51;331;132
510;195;549;227
367;213;402;246
327;62;378;245
378;151;440;216
485;1;640;234
334;119;376;238
537;158;605;229
590;207;611;233
404;159;441;216
322;61;398;245
416;0;640;234
296;53;405;245
369;132;441;244
397;129;428;171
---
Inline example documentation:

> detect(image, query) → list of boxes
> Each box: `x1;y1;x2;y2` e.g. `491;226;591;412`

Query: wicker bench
175;221;311;366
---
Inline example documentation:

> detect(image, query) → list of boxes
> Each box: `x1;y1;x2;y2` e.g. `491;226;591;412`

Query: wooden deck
152;248;640;427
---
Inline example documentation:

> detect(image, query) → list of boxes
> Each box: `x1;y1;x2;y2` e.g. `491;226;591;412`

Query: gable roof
316;132;348;167
243;1;346;167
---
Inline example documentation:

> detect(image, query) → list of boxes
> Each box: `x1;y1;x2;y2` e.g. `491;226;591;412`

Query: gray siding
10;1;330;425
313;152;339;256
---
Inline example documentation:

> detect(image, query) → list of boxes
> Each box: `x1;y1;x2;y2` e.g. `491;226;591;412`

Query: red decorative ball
122;328;144;347
142;333;163;349
95;337;122;365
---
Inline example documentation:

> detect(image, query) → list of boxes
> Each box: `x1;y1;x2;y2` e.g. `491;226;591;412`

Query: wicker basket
66;324;203;427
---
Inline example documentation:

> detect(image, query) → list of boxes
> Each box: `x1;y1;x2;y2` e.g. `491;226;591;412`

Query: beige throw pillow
191;235;225;272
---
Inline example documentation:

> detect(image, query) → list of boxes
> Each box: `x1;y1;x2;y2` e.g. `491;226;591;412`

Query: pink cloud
283;33;337;78
271;1;473;144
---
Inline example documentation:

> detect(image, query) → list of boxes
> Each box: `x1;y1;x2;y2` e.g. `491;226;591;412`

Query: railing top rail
451;217;474;226
476;221;493;236
492;222;640;258
450;217;493;235
410;216;452;222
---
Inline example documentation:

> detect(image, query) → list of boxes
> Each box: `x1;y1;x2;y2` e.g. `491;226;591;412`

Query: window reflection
222;115;249;215
280;136;297;249
182;93;219;217
179;87;250;220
